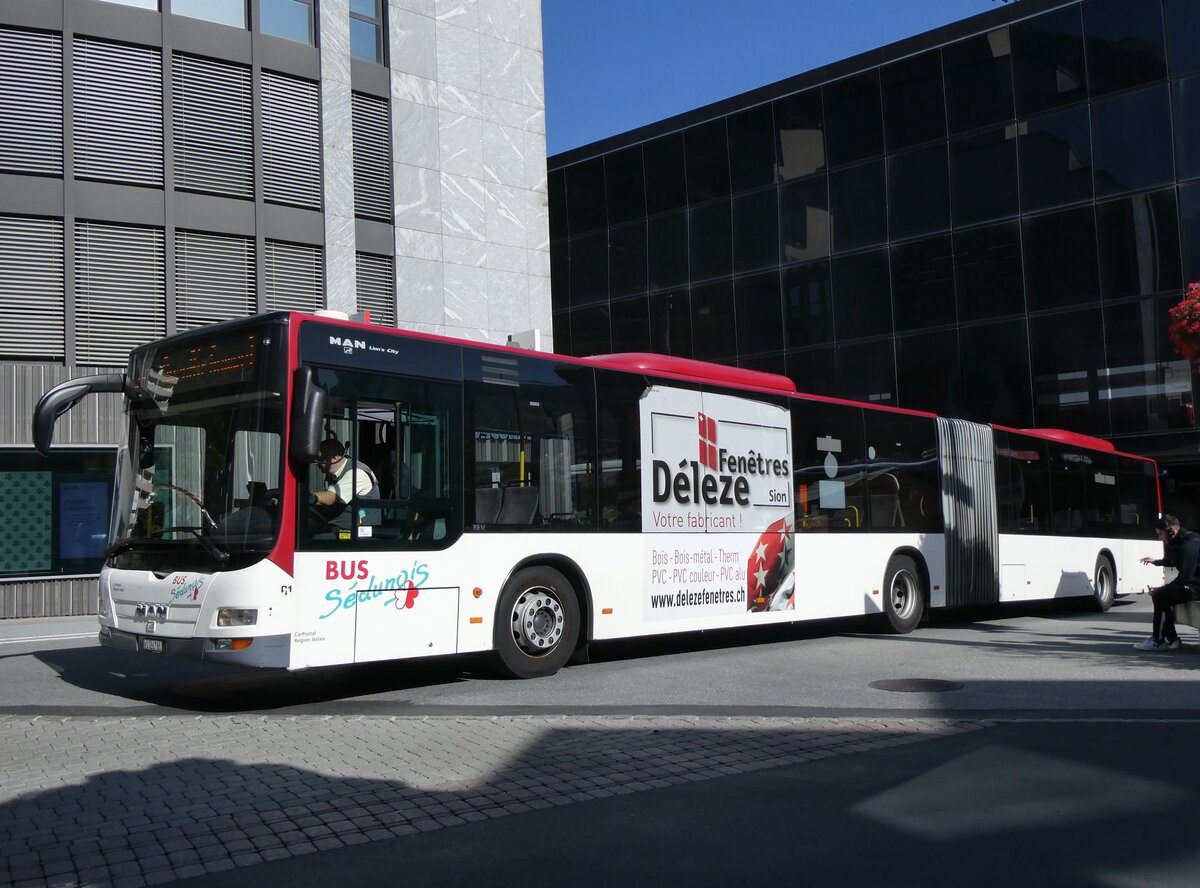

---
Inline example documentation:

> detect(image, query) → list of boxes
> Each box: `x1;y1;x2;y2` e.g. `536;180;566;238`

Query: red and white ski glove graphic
747;515;795;612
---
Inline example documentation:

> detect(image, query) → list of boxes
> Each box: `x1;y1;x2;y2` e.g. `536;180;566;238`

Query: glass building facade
547;0;1200;520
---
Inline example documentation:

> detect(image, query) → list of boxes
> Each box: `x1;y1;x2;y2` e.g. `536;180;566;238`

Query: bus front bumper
98;624;292;668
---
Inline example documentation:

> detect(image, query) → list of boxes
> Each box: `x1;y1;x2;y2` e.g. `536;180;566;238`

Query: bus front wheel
883;554;925;634
492;565;580;679
1092;555;1115;612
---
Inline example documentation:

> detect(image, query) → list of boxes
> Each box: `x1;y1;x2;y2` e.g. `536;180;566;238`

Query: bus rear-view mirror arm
32;372;133;456
289;365;326;472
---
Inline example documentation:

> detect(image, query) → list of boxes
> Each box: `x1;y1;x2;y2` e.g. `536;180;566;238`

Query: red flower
1169;284;1200;362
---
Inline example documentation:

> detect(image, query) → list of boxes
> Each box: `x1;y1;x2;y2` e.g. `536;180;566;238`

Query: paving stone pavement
0;715;987;887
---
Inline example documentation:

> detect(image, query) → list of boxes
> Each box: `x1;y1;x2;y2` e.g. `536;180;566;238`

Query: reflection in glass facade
548;0;1200;500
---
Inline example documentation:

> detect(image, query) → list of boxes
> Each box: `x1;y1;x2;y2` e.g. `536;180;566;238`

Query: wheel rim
890;569;918;621
1097;566;1112;602
510;586;565;657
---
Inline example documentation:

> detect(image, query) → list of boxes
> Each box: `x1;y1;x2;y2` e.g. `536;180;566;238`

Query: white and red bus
34;311;1163;678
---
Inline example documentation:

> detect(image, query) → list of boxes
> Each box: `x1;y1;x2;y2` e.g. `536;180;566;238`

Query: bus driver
309;438;380;533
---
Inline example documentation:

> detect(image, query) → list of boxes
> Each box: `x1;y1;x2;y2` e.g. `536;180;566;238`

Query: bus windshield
108;320;287;572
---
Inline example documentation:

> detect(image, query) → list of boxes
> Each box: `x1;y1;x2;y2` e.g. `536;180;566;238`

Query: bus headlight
216;608;258;627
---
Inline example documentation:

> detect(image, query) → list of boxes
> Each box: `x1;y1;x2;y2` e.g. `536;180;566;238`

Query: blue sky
543;0;1001;156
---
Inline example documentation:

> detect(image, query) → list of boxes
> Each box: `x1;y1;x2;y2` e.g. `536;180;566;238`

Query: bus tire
492;565;580;679
883;554;925;634
1092;555;1115;613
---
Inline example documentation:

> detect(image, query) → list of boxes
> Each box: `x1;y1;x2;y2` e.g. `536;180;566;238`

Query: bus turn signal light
472;587;483;598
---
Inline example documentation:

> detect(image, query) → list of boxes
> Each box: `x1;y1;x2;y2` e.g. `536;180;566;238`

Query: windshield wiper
153;526;231;565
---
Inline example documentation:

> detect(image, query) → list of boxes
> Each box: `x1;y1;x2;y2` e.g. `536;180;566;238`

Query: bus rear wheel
883;554;925;634
1092;555;1115;612
492;565;580;679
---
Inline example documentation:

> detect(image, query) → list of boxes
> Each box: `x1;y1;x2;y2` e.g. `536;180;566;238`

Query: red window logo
698;412;717;470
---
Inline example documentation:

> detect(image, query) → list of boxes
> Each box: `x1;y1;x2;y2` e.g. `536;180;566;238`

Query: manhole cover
869;678;964;693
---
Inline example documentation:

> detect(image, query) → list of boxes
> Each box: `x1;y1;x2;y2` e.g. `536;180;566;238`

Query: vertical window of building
175;230;255;331
0;215;64;360
647;211;687;291
0;28;62;176
831;248;891;340
727;104;776;193
172;0;247;28
1096;189;1181;301
1029;308;1108;435
953;221;1024;322
648;290;691;357
823;70;883;166
734;270;784;357
943;28;1014;135
609;296;650;352
690;280;736;361
684;118;730;204
1177;182;1200;283
1082;0;1167;97
732;188;779;273
1022;206;1099;312
787;347;837;397
780;175;830;263
688;199;731;282
949;126;1017;226
350;0;385;64
355;252;394;326
891;234;955;333
564;156;606;235
265;240;323;312
1165;0;1200;78
608;221;646;298
1092;84;1173;198
352;92;392;222
642;133;686;214
836;339;895;406
829;160;886;252
74;38;163;186
1174;75;1200;182
75;221;165;365
880;50;945;152
172;54;253;198
1017;106;1093;213
897;329;960;416
261;71;321;209
261;0;315;45
604;145;646;226
782;260;834;349
1010;4;1087;117
570;304;611;356
886;143;950;240
552;311;571;355
567;231;607;307
773;89;825;181
958;319;1032;427
1104;297;1196;433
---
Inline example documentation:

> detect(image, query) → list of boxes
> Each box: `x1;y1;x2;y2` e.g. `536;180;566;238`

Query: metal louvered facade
75;221;165;365
0;27;62;175
352;92;392;222
937;418;1000;607
265;240;323;313
74;37;163;185
0;216;64;359
176;230;255;330
356;252;394;326
262;70;321;209
172;53;253;197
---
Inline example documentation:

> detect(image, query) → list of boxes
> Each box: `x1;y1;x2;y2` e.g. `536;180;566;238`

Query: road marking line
0;632;95;645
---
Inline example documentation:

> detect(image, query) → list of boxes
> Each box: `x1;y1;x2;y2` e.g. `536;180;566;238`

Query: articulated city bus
34;311;1164;678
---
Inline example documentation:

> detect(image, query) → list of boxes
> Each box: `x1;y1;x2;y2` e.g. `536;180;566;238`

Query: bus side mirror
33;372;131;456
289;366;326;471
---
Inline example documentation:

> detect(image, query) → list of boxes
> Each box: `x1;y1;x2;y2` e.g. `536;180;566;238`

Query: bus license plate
142;637;164;654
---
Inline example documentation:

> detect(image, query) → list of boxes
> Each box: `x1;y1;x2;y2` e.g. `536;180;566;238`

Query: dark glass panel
738;353;786;375
823;71;883;166
1092;84;1173;198
943;29;1015;135
950;127;1017;226
787;347;837;396
567;231;607;307
608;220;647;298
959;319;1033;427
831;248;891;340
1180;182;1200;282
564;157;606;235
792;396;868;532
1083;0;1167;97
728;103;776;193
863;410;943;533
733;188;779;273
643;133;687;214
609;296;651;353
830;160;886;252
1022;206;1099;311
552;311;571;356
953;221;1025;322
897;330;960;416
1165;0;1200;77
836;338;896;406
1029;307;1109;434
550;239;569;311
691;280;737;362
995;429;1051;533
571;305;610;356
648;290;692;357
773;89;825;180
783;260;834;349
887;144;950;240
684;118;730;204
1104;297;1197;433
549;168;567;241
880;50;945;151
891;235;955;332
1011;4;1088;116
734;271;784;356
780;174;830;263
688;200;731;282
1096;189;1181;300
595;369;645;532
1017;105;1093;212
604;145;646;225
647;211;687;291
1173;76;1200;181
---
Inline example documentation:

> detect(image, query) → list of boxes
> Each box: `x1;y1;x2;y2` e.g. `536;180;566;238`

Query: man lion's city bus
34;311;1164;678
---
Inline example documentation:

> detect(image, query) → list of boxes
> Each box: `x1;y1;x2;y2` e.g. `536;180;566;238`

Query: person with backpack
1134;514;1200;651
